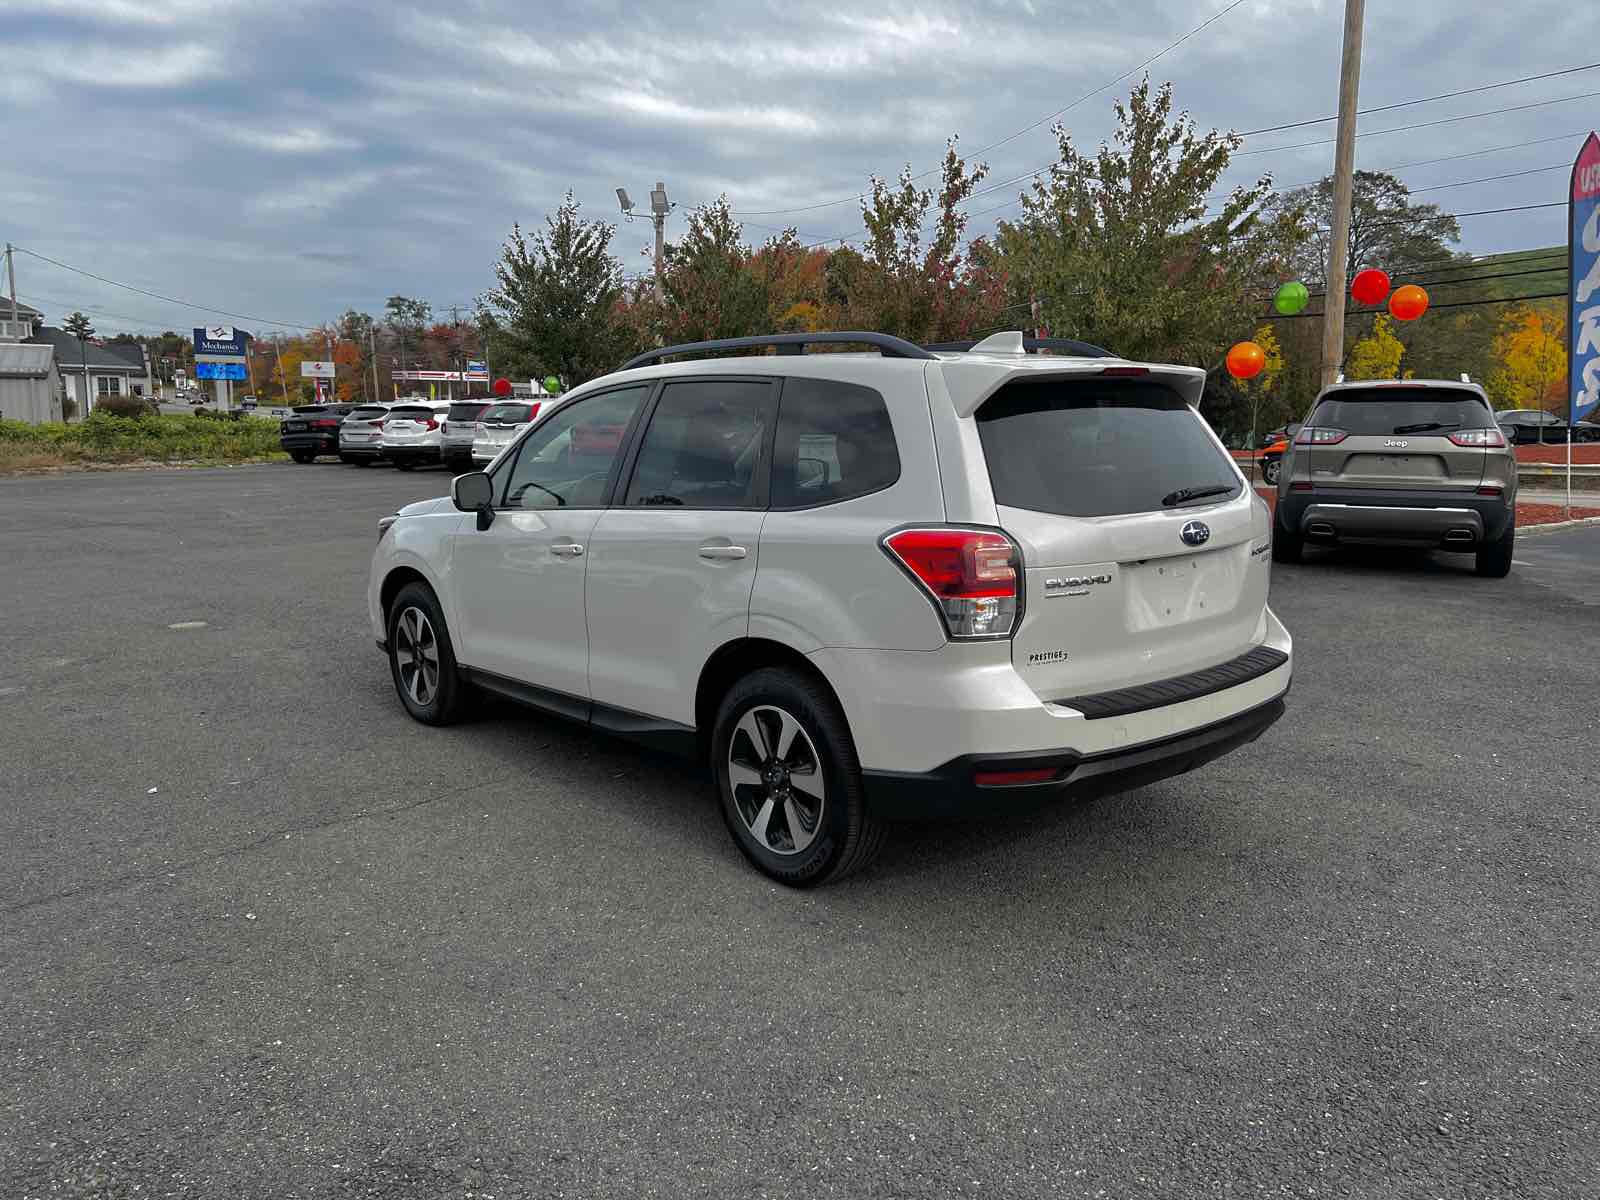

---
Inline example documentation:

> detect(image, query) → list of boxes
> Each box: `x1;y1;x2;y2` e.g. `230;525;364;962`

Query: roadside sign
468;359;486;372
193;325;248;359
300;360;336;379
195;361;247;380
1570;132;1600;425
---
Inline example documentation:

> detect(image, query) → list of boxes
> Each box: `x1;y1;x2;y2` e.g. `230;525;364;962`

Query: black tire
1262;458;1281;486
1475;514;1515;578
712;667;886;887
1271;515;1303;564
290;450;313;464
394;459;415;472
386;582;469;725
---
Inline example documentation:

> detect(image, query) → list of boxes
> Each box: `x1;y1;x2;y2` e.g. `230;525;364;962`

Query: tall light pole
1320;0;1366;388
617;181;675;302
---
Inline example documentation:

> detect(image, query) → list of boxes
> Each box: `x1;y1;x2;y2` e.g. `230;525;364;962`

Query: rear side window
482;403;537;424
976;379;1238;518
770;377;900;508
624;380;775;508
1311;387;1492;435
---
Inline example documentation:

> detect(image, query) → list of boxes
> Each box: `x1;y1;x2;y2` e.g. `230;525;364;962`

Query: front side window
497;386;648;509
624;379;774;508
770;377;899;508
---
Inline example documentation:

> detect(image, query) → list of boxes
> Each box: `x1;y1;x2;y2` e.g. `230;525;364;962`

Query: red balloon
1351;268;1391;306
1226;341;1266;381
1388;284;1429;321
492;377;512;396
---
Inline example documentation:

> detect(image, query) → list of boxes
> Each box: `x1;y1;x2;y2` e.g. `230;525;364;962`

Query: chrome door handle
698;545;748;560
550;542;585;557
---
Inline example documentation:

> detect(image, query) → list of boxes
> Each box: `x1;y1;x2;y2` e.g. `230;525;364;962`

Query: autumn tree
484;192;631;386
837;139;1006;341
1345;313;1406;381
999;79;1305;365
1489;305;1565;412
647;196;770;345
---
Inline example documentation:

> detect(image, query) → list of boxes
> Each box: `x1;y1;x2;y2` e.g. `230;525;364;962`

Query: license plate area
287;421;305;431
1343;453;1445;479
1124;551;1241;631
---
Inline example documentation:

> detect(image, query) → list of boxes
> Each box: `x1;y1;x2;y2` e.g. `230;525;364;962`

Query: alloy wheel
727;705;826;856
394;606;440;707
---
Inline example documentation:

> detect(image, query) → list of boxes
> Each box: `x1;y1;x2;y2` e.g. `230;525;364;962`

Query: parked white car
369;331;1291;885
338;402;391;465
470;400;544;466
379;399;451;470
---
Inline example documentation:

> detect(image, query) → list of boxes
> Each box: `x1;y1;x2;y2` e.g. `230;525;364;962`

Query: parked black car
1495;408;1571;445
280;404;354;463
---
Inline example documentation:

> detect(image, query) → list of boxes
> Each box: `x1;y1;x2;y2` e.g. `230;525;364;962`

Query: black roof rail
922;337;1115;359
620;331;936;371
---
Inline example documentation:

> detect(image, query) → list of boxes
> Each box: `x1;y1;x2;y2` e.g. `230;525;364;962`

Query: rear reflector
1477;484;1503;496
882;527;1020;639
1291;481;1313;491
1099;366;1149;377
974;766;1060;787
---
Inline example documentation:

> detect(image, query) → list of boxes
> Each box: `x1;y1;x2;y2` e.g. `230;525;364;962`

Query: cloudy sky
3;0;1593;337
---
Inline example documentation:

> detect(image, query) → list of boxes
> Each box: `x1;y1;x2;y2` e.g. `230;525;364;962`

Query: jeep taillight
1294;426;1347;445
1448;428;1506;447
882;528;1020;640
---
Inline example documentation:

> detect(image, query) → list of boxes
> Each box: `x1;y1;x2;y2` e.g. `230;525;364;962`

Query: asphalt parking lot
2;464;1597;1199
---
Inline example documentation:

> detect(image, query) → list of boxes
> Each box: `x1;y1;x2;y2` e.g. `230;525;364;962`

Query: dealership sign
1569;132;1600;424
393;369;489;382
193;325;248;359
300;360;336;379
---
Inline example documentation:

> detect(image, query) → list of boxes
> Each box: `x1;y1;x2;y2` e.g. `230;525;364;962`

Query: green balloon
1274;281;1310;316
543;375;561;393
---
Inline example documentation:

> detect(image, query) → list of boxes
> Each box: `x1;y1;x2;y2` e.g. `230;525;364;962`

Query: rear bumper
1279;487;1512;547
383;444;441;463
280;433;339;453
863;693;1287;821
340;442;384;459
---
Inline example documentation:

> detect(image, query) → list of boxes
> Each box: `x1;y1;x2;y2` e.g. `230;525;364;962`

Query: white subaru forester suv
369;331;1292;886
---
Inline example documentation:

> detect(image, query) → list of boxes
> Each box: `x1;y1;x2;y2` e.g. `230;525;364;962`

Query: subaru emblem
1180;520;1211;547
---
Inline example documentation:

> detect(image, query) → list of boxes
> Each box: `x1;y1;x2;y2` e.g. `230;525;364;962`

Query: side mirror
452;471;496;530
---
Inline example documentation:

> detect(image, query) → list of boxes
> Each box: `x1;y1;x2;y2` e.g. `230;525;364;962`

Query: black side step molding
1056;645;1289;720
459;666;699;760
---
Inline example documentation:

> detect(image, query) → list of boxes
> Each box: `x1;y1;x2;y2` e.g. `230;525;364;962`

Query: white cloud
11;0;246;26
34;42;223;88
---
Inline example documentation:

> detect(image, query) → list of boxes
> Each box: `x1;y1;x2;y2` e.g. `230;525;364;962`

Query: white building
0;343;64;423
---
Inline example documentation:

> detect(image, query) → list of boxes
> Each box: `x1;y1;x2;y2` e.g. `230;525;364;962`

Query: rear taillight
1099;366;1149;377
525;402;542;421
424;418;438;431
1449;428;1506;447
1294;426;1347;445
882;527;1020;639
1291;481;1313;492
312;419;338;429
1477;484;1503;496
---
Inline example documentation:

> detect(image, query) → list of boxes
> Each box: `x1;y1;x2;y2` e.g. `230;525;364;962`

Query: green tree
649;196;770;345
384;296;431;379
484;192;631;387
62;311;95;416
998;79;1305;365
1267;171;1461;293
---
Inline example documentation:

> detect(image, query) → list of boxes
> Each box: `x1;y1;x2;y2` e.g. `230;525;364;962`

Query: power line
1267;289;1566;318
732;0;1251;217
1238;62;1600;136
11;244;319;331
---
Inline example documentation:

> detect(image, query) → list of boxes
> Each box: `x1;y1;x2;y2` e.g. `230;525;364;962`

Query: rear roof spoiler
923;334;1114;359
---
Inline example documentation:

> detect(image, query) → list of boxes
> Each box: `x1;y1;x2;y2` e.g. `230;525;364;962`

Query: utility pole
369;326;380;402
1319;0;1366;388
5;243;17;329
651;181;669;303
274;335;291;408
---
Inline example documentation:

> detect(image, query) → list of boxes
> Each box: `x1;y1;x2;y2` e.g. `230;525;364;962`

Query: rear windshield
447;402;488;421
1311;387;1492;435
292;405;326;414
976;379;1239;517
482;403;536;423
349;406;387;420
388;405;433;419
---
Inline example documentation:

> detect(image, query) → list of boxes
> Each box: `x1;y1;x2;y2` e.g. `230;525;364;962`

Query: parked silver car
471;400;544;466
380;400;452;470
441;401;493;473
339;402;392;465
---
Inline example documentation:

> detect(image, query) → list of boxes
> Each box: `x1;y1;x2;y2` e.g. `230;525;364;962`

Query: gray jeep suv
1274;379;1516;577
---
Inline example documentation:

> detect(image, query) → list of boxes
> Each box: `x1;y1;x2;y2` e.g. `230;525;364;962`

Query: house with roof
0;298;44;343
29;326;152;414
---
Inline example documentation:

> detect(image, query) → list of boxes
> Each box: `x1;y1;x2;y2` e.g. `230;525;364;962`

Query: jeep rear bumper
862;693;1286;821
1279;487;1512;547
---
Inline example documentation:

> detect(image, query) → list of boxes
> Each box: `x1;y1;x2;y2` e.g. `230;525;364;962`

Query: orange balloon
1388;284;1429;321
1226;340;1266;380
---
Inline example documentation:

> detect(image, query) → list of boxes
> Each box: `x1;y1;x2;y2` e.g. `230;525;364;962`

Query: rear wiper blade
1161;483;1236;507
1392;421;1460;434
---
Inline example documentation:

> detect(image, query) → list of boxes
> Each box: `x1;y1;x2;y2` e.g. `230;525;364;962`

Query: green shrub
93;395;149;419
0;411;285;464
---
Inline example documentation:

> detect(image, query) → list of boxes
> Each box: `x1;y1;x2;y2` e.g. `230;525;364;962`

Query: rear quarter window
770;377;899;508
975;378;1238;518
1311;387;1492;434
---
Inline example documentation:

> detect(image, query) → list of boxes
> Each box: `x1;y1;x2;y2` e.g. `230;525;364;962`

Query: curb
1519;514;1600;535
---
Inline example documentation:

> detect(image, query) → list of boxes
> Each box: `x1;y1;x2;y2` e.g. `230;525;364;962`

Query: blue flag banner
1569;132;1600;424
